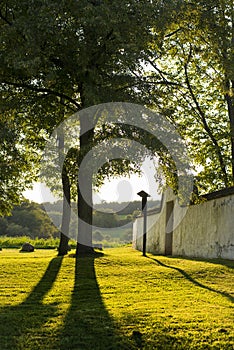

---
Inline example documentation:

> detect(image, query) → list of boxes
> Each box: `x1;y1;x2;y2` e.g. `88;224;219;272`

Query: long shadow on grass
172;256;234;269
60;253;131;350
148;257;234;303
0;256;63;350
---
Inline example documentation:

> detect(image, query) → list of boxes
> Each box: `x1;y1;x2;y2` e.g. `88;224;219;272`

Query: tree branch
225;78;234;182
146;59;184;88
165;28;183;38
1;80;81;110
0;2;15;25
0;8;12;25
145;80;183;87
147;58;171;78
184;52;229;186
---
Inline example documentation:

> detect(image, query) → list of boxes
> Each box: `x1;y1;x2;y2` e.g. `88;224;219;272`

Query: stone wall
132;187;234;260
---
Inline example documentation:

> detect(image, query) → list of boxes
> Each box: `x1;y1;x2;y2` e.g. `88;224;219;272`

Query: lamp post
137;190;150;256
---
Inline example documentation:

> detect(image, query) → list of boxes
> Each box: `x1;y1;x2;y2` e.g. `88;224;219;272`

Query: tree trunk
58;167;71;256
57;126;71;256
225;79;234;184
76;114;95;255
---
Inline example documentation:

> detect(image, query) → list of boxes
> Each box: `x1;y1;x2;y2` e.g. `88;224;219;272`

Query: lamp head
137;190;150;198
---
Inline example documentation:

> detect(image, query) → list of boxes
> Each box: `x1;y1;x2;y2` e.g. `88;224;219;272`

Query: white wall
133;188;234;260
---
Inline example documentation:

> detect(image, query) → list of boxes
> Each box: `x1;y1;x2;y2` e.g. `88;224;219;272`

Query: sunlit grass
0;247;233;349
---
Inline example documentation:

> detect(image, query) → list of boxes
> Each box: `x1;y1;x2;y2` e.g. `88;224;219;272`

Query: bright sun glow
23;158;161;204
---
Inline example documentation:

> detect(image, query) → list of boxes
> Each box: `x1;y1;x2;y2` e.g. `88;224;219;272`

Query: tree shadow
170;255;234;269
147;256;234;303
59;253;132;350
0;256;63;350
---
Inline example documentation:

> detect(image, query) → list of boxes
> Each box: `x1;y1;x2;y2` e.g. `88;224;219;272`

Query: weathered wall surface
133;187;234;260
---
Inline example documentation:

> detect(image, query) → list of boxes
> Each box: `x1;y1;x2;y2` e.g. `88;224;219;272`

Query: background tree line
0;199;160;240
0;201;59;239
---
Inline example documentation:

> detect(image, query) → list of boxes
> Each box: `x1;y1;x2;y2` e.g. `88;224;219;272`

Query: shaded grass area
0;251;63;349
0;247;233;349
60;252;129;350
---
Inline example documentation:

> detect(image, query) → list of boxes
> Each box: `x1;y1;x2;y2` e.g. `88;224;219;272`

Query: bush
0;236;61;249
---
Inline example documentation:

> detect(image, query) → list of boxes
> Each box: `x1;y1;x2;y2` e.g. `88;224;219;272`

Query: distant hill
43;199;161;216
93;199;161;215
0;201;59;239
42;199;161;239
0;199;161;242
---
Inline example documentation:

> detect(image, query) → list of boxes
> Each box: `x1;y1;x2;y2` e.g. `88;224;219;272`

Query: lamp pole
137;190;150;257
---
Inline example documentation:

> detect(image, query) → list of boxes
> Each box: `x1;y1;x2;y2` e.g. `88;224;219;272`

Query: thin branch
147;58;171;78
59;99;77;113
146;59;184;88
224;78;234;182
0;8;12;25
165;28;183;38
145;80;183;87
1;80;81;110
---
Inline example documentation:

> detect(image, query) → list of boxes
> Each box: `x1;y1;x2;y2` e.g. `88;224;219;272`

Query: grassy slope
0;247;233;349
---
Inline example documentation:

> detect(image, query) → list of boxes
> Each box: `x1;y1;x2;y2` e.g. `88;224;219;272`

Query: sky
23;158;161;204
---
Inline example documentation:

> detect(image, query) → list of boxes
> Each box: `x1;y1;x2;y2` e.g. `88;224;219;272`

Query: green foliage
0;0;158;230
0;218;8;234
0;236;62;249
0;201;59;239
43;199;159;241
0;109;40;216
145;0;234;193
0;234;130;250
94;200;160;215
5;223;30;237
93;210;130;228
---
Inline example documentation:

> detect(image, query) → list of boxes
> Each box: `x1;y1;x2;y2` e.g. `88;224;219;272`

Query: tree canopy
144;0;234;192
0;0;152;218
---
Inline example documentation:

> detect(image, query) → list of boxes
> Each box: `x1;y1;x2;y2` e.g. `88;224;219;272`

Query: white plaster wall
132;189;234;260
173;194;234;260
147;208;166;254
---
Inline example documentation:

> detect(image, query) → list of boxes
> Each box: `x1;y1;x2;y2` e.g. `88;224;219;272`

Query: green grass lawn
0;247;233;349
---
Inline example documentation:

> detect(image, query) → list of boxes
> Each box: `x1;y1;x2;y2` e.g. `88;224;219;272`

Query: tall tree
143;0;234;193
0;0;154;253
